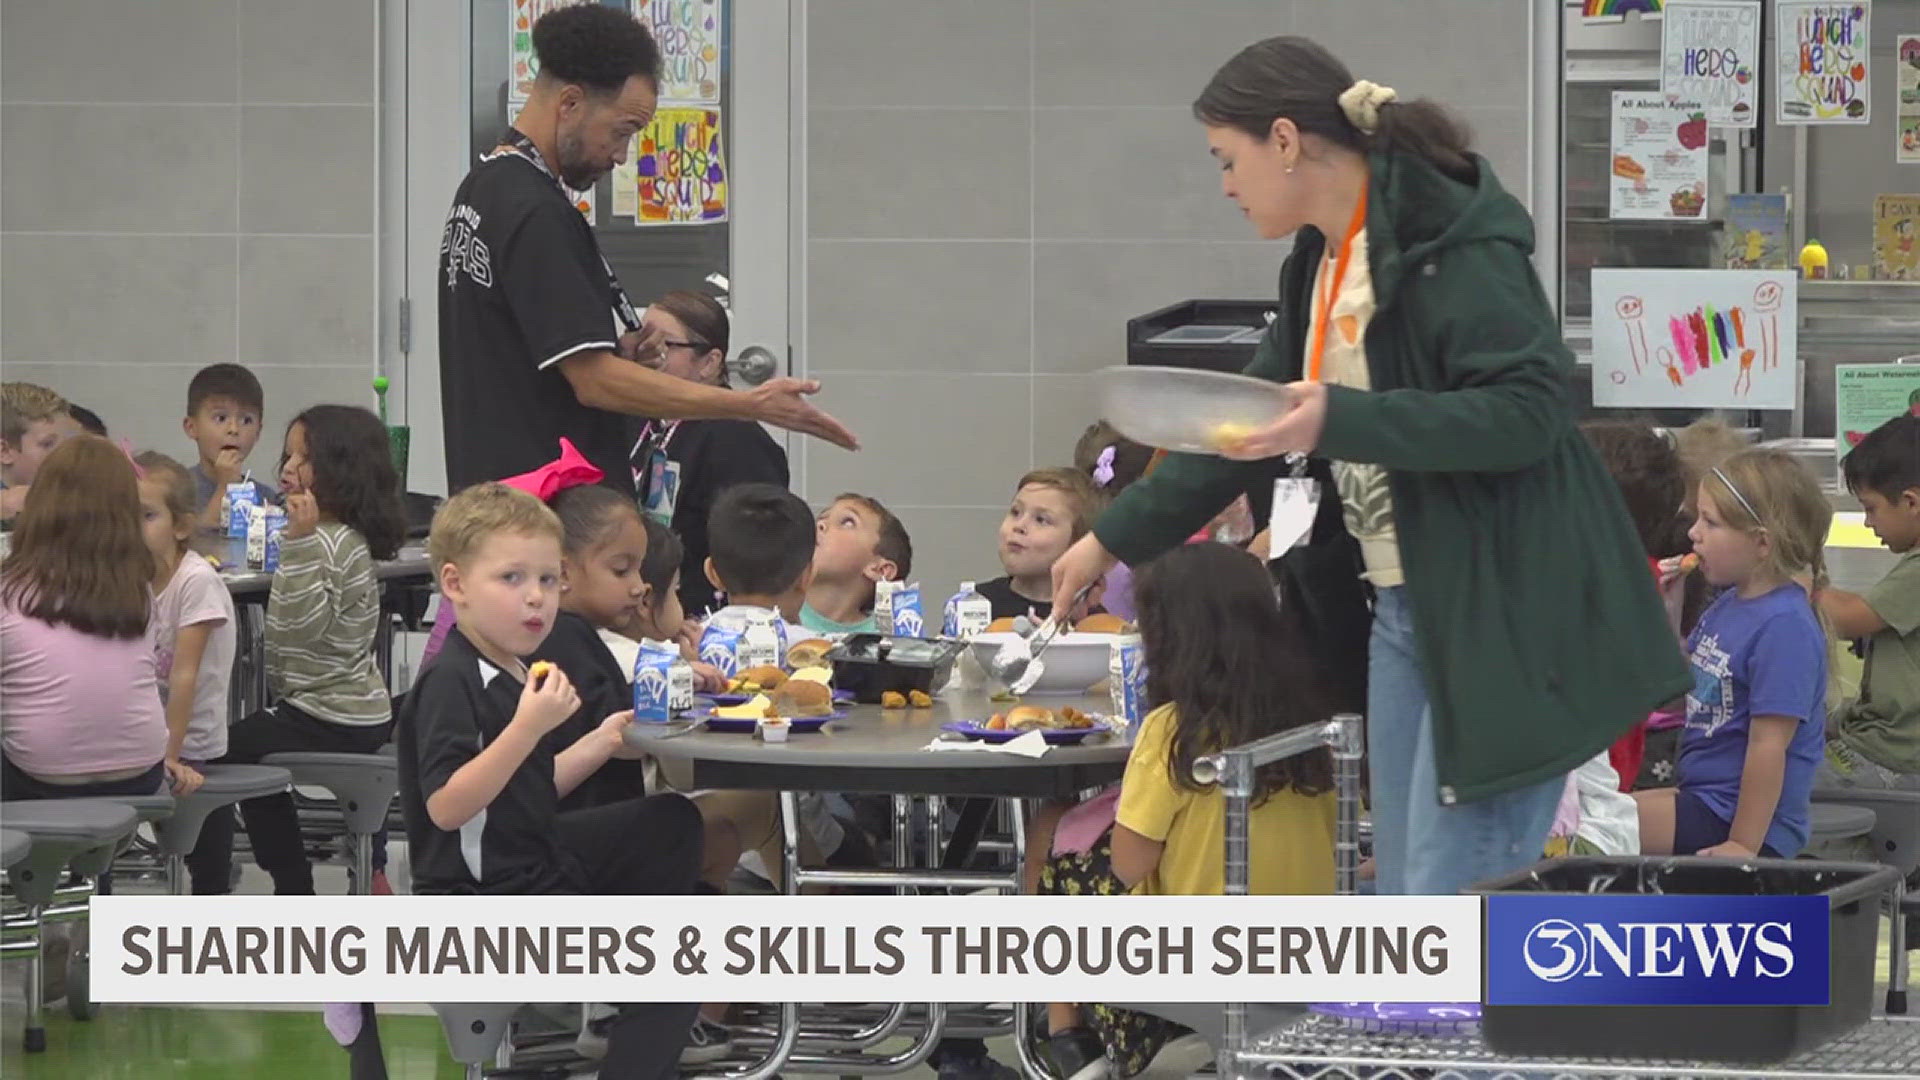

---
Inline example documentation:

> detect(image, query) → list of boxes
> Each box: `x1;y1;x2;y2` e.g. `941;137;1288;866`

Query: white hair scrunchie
1338;80;1398;135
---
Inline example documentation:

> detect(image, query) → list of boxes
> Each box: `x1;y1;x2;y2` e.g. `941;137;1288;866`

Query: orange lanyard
1306;187;1368;383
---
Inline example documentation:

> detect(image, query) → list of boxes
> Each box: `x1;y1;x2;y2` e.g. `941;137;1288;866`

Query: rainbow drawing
1583;0;1664;23
1662;303;1756;394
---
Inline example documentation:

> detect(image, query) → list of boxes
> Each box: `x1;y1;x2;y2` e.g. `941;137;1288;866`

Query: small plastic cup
758;717;791;743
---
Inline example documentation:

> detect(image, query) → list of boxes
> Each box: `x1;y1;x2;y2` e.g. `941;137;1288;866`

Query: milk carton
246;504;288;571
225;481;260;538
632;639;695;724
875;580;925;637
1109;632;1148;736
697;609;786;677
942;581;992;640
261;505;287;572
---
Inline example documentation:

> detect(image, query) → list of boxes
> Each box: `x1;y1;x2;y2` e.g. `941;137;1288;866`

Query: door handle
728;345;780;386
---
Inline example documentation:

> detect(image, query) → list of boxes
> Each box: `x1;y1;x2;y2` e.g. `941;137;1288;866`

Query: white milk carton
632;639;696;724
1109;631;1148;737
942;581;992;640
225;481;260;538
875;580;925;637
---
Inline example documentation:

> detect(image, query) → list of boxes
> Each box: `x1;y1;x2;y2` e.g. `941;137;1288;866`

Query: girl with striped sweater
188;405;404;895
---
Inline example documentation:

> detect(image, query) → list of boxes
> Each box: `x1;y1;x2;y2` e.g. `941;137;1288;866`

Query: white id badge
1269;477;1320;553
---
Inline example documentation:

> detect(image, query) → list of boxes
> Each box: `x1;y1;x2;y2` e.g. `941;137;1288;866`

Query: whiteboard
1590;269;1797;409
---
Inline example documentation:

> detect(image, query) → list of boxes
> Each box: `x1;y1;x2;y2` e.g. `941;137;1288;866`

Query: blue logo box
1485;894;1829;1006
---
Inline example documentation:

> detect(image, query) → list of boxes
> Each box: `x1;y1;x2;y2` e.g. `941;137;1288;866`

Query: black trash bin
1472;856;1897;1065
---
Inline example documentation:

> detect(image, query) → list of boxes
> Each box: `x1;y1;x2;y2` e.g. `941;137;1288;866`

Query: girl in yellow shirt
1033;542;1337;1080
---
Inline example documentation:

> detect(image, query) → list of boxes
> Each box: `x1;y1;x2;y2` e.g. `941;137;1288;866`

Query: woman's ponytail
1194;36;1475;183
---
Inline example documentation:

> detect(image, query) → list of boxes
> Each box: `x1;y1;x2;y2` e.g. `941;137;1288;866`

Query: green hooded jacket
1095;150;1691;805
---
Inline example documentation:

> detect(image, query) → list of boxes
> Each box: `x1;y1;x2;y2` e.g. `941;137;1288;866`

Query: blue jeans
1368;587;1567;896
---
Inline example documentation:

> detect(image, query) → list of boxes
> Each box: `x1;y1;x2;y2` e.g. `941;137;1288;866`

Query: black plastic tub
1471;856;1897;1065
826;635;966;705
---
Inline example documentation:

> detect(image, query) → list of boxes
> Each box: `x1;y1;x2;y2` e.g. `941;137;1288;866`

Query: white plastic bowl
1097;364;1294;455
969;631;1118;695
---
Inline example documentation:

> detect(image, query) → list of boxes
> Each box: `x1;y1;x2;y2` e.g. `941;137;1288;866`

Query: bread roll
736;665;787;691
987;617;1019;633
1074;613;1129;634
1006;705;1057;731
771;679;834;718
786;638;833;669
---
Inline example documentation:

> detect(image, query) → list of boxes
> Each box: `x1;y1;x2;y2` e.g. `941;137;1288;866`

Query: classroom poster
1661;1;1762;126
637;106;729;225
1777;2;1871;123
612;134;641;219
1584;0;1665;23
1591;269;1798;409
510;0;597;102
633;0;723;103
1835;364;1920;480
1899;34;1920;163
1873;193;1920;279
1723;192;1790;267
1610;92;1710;220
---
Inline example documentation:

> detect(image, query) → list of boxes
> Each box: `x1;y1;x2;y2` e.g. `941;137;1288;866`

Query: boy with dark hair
702;482;816;631
183;362;276;530
399;482;701;1077
1817;414;1920;790
801;493;914;634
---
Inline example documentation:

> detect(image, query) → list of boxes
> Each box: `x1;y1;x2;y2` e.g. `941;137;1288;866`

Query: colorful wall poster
611;134;641;219
1722;192;1790;267
1899;35;1920;164
1585;0;1665;23
1835;364;1920;481
510;0;596;102
1591;269;1798;409
1662;1;1762;126
637;106;729;225
1873;193;1920;279
1777;2;1871;124
634;0;723;103
1610;92;1710;220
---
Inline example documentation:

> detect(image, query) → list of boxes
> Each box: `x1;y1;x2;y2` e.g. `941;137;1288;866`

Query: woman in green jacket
1051;38;1689;896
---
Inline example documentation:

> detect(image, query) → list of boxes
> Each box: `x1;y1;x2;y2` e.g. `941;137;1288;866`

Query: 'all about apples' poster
1610;92;1711;221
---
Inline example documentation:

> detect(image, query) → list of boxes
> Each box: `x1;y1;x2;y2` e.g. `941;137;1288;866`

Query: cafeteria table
638;686;1131;1080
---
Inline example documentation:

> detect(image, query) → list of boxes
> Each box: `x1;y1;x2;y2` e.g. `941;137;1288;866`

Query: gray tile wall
800;0;1540;603
0;0;378;469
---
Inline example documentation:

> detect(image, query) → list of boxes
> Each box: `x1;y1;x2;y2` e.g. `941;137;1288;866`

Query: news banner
87;892;1836;1007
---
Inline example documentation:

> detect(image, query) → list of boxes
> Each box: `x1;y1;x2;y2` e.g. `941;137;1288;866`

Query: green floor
0;1006;463;1079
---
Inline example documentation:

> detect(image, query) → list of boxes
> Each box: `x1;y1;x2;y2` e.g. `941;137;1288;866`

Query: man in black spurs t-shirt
437;4;857;491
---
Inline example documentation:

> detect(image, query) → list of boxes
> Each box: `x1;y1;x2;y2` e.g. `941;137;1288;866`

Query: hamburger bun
1006;705;1058;731
987;617;1019;633
771;679;834;718
1074;613;1129;634
736;665;788;691
786;638;833;669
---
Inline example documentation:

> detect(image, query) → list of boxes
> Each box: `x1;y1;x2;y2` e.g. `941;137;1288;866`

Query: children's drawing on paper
1660;1;1760;127
1591;270;1797;410
1584;0;1665;23
1777;2;1870;124
637;106;729;225
634;0;724;103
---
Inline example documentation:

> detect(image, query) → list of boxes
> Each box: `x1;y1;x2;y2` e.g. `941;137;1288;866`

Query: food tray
1097;364;1293;455
698;713;838;734
700;689;854;707
1306;1002;1480;1038
940;721;1108;745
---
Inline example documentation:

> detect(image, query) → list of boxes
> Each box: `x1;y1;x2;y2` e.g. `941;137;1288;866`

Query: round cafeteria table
632;684;1129;1080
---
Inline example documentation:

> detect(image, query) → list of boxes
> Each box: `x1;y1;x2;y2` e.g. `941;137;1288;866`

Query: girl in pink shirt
0;436;166;798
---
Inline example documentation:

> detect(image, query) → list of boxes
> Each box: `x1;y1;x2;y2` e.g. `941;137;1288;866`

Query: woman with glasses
631;290;791;618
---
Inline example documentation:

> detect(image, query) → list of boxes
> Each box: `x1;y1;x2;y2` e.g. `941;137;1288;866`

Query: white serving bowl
968;632;1118;695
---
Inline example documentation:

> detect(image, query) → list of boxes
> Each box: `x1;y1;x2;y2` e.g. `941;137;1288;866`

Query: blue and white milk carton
1109;631;1148;737
942;581;992;640
698;609;786;677
225;480;260;538
632;639;695;724
875;580;925;637
245;504;287;571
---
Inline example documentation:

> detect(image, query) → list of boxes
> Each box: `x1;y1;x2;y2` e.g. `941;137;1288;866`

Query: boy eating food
182;363;277;530
800;493;914;635
977;467;1103;622
397;482;702;1074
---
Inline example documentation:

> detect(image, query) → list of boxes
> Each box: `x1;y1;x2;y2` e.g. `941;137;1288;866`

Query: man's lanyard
486;128;640;333
1306;187;1368;384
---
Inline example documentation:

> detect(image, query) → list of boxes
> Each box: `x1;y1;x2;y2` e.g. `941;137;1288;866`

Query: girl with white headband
1051;36;1688;904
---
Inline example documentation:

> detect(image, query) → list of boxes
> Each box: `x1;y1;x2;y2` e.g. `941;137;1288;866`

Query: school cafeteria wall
798;0;1541;603
0;0;380;467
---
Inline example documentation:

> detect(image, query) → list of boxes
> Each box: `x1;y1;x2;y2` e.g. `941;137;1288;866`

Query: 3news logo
1484;895;1830;1006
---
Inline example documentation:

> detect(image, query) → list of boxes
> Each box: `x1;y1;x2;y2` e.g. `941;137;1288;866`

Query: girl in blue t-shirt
1635;449;1832;859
